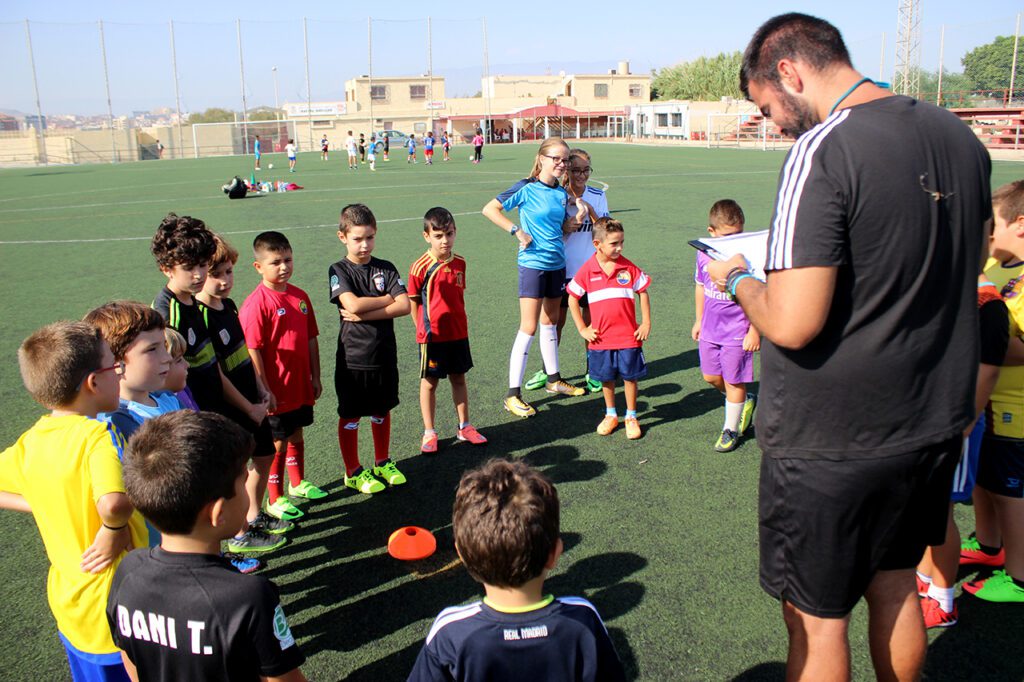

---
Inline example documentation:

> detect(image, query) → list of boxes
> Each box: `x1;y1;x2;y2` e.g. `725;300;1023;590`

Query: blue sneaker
222;552;263;574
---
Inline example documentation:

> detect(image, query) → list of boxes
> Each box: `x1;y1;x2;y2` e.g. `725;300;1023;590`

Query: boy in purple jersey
692;200;759;452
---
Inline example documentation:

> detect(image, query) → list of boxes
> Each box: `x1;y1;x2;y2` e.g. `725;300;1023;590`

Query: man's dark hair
151;213;217;270
124;411;253;535
253;231;292;257
709;199;746;230
740;13;851;98
423;207;455;234
453;459;560;588
339;203;377;234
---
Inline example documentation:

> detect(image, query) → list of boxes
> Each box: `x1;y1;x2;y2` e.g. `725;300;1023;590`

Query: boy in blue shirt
407;134;417;164
409;459;625;681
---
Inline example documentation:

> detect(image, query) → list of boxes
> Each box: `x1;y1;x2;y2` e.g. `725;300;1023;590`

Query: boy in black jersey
151;213;224;413
197;235;292;554
329;203;411;495
107;411;307;682
408;459;625;682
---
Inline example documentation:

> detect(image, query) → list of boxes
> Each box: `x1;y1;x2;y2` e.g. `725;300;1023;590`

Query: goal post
190;120;297;159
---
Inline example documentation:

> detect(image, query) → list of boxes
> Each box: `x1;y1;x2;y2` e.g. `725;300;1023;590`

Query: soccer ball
268;163;274;169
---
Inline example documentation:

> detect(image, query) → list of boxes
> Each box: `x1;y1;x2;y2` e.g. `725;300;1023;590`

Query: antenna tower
894;0;922;96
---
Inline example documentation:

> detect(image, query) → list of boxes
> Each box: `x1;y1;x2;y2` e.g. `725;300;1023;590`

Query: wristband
727;272;755;298
725;266;747;282
103;522;128;531
509;225;520;237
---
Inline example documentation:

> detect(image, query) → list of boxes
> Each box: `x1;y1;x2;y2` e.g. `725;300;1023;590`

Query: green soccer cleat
585;374;603;393
714;429;739;453
288;480;328;500
373;459;407;486
345;468;385;495
965;570;1024;603
524;370;548;391
739;393;757;435
226;528;286;554
266;497;304;521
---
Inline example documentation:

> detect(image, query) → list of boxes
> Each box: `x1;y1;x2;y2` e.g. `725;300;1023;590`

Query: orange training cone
388;526;437;561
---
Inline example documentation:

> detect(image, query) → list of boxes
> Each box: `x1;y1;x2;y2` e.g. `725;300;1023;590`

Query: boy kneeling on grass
408;459;625;681
106;411;307;681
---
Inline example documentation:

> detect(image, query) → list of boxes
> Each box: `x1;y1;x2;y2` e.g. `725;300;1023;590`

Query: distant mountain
0;109;28;119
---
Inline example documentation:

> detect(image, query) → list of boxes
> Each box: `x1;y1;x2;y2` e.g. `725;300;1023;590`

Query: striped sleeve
765;110;850;272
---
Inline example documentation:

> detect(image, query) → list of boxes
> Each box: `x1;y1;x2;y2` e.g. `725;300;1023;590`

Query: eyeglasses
544;154;570;166
95;361;127;376
570;167;592;175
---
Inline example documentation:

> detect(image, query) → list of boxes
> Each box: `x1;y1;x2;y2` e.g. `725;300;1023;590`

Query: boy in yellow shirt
0;321;147;680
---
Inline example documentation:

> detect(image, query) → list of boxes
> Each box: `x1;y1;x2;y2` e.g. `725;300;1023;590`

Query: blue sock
605;407;617;417
625;409;637;419
459;421;470;429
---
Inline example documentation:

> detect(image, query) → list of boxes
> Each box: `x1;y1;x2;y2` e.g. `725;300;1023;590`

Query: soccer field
1;144;1022;681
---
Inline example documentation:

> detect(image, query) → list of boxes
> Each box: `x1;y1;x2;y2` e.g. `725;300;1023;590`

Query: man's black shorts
267;404;314;442
758;437;960;618
420;338;474;379
335;365;399;418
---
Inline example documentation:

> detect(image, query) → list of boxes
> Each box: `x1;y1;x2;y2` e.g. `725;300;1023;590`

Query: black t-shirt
408;597;625;682
198;298;260;404
979;296;1009;367
106;548;304;682
328;256;407;370
153;287;224;412
758;96;991;459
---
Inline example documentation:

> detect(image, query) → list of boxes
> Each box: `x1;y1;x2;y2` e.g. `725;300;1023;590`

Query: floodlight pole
98;21;118;162
368;17;374;136
1011;13;1021;105
482;17;492;143
937;25;945;105
169;21;185;157
24;20;46;165
427;16;433;134
272;66;280;122
237;19;250;156
303;17;313;150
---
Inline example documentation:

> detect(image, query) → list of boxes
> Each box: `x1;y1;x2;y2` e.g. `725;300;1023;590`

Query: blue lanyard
829;77;872;117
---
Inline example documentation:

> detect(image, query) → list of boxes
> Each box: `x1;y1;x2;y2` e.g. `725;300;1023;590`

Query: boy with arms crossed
330;203;411;494
408;207;487;454
408;459;625;681
107;411;307;682
239;232;324;523
567;218;652;440
691;200;759;453
1;322;147;681
199;235;294;552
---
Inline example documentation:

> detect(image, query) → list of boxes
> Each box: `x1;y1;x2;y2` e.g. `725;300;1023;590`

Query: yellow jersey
985;258;1024;438
0;414;147;654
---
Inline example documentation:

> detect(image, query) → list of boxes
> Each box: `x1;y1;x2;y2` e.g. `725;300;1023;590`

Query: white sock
539;324;560;375
509;331;534;389
927;583;955;613
916;571;933;587
724;400;743;432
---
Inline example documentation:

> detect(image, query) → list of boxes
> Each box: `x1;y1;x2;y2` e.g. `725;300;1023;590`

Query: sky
1;0;1021;116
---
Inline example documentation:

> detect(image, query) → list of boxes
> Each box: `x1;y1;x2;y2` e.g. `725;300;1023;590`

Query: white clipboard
688;229;769;281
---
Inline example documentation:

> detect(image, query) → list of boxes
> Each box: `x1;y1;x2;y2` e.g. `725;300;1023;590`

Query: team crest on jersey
299;300;308;314
456;272;465;287
276;307;286;316
330;274;340;291
219;329;230;345
616;270;631;285
187;328;196;346
373;273;386;292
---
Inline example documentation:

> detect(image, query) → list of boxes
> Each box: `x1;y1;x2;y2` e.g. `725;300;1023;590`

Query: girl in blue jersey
483;137;587;417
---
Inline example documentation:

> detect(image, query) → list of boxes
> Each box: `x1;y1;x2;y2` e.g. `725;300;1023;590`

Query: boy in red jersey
408;208;487;454
239;232;324;523
567;218;652;440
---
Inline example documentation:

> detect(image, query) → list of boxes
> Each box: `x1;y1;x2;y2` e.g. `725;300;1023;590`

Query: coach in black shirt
707;13;991;681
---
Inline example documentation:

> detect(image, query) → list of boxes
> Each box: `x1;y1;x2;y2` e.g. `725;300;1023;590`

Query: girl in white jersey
525;149;608;393
482;137;591;417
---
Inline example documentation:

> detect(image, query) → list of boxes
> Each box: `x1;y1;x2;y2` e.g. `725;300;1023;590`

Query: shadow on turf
269;441;646;678
924;591;1024;680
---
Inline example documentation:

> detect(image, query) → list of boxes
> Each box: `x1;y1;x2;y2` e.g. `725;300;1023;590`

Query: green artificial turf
0;144;1022;680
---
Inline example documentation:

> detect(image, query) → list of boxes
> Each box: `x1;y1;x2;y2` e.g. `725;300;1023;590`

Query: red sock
268;451;286;503
371;413;391;464
285;442;303;488
338;418;361;475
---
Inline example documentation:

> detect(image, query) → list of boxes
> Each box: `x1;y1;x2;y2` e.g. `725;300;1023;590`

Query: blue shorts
60;633;129;682
288;155;296;161
951;414;985;503
518;266;566;299
588;348;647;382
